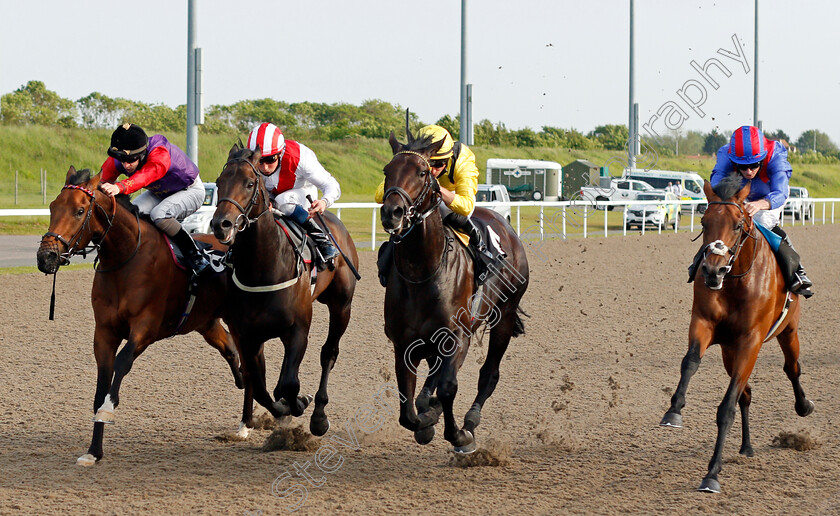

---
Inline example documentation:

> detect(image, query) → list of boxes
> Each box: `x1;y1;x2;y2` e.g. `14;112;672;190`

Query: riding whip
306;195;361;280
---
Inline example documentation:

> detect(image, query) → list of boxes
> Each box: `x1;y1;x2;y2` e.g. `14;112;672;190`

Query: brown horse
380;128;529;453
660;175;814;493
211;145;358;438
36;166;242;466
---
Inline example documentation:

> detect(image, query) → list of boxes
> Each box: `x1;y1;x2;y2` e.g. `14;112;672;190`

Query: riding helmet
247;122;286;157
728;126;767;165
107;123;149;161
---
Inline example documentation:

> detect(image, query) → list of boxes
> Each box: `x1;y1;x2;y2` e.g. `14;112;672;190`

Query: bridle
40;184;139;272
217;156;271;236
382;150;442;243
701;200;758;279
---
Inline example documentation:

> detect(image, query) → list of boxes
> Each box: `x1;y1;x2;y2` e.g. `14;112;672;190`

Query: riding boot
302;218;340;262
443;212;496;285
771;226;813;298
377;240;394;287
687;245;705;283
171;228;211;277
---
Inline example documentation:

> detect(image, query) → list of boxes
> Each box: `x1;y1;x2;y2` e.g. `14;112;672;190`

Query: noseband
383;151;441;243
701;200;757;279
217;157;271;234
41;184;119;267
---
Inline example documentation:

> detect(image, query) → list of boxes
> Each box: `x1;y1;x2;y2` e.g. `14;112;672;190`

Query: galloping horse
380;127;529;453
660;175;814;493
211;145;358;437
37;166;242;466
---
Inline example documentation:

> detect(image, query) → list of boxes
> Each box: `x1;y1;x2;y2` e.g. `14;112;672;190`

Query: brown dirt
1;223;839;515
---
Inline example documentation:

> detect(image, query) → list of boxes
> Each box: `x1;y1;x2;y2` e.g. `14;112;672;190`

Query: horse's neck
233;214;297;281
394;212;446;279
96;197;147;268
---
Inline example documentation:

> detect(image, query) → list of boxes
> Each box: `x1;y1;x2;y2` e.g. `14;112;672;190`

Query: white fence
3;198;838;251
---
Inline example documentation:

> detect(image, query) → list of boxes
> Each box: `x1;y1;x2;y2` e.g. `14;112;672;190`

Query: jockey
375;124;495;286
99;123;210;276
688;125;813;297
247;122;340;262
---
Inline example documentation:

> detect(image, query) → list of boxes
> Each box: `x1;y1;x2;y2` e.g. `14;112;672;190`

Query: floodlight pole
628;0;636;171
187;0;199;164
753;0;759;127
459;0;470;144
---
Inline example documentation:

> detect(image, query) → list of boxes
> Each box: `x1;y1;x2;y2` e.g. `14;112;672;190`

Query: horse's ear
88;171;102;190
703;180;720;202
65;165;77;185
228;143;240;160
388;131;402;155
251;145;262;164
425;137;446;158
735;181;751;203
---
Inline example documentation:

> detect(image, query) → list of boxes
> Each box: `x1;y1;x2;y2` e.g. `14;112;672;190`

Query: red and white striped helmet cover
247;123;285;157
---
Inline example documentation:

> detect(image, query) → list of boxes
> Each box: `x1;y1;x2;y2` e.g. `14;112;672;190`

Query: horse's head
380;113;445;236
37;166;106;274
211;143;271;245
698;174;753;290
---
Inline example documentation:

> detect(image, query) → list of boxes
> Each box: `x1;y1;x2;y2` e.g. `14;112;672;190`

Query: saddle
273;214;320;290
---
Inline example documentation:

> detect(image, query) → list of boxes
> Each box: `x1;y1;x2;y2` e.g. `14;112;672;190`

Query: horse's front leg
310;298;352;437
699;343;760;493
275;323;312;418
660;317;713;428
437;351;475;453
93;328;154;425
394;348;441;443
78;326;120;466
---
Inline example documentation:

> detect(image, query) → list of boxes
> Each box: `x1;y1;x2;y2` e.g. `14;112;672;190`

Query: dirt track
1;224;838;515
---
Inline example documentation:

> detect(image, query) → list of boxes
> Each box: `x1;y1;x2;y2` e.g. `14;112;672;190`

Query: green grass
2;125;839;234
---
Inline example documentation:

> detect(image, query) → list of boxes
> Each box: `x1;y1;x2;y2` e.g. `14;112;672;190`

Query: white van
625;169;706;212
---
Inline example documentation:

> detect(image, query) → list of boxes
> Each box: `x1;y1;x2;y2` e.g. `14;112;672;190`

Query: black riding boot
771;226;813;298
443;212;496;285
687;245;705;283
171;228;211;277
303;218;339;262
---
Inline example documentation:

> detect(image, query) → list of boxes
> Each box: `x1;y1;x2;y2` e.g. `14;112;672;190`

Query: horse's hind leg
275;324;313;418
310;298;352;436
777;328;815;417
199;319;243;389
660;319;713;428
79;327;119;466
737;383;754;457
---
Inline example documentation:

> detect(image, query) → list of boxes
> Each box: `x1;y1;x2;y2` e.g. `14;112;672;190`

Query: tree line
2;80;838;162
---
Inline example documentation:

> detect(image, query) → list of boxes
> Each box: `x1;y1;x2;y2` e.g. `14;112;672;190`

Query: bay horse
660;175;814;493
36;166;242;466
380;127;529;453
211;145;358;438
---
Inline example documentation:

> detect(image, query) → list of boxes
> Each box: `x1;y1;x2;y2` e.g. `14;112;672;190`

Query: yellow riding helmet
416;125;454;161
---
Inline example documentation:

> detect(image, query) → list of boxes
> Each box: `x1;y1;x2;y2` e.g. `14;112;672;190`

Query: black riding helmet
107;123;148;162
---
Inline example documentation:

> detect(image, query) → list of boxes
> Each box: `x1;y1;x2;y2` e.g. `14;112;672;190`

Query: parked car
784;186;814;221
182;182;218;234
477;184;512;223
579;178;656;210
624;191;680;230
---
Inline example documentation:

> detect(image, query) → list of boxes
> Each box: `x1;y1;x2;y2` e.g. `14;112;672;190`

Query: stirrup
790;273;813;298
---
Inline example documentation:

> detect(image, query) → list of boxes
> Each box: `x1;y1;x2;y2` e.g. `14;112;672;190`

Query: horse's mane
67;168;92;185
713;172;745;201
403;134;437;153
114;194;138;215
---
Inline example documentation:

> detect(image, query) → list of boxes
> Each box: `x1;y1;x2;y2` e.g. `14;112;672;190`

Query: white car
477;184;512;223
182;183;218;234
624;191;681;229
784;186;814;221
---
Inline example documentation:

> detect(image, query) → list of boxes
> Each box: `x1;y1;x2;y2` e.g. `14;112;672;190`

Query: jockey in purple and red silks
688;125;813;297
99;123;211;276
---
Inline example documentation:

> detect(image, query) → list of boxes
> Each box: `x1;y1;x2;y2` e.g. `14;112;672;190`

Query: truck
578;178;656;210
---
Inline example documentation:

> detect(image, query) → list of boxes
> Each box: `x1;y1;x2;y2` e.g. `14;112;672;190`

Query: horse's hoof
796;399;815;417
659;412;683;428
453;440;478;455
739;445;755;457
272;399;291;417
310;416;331;437
453;429;474;448
414;425;435;445
697;478;721;493
76;453;97;467
236;422;251;439
92;410;115;425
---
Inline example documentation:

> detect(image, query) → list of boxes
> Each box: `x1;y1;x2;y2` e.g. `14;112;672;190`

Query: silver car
182;183;218;234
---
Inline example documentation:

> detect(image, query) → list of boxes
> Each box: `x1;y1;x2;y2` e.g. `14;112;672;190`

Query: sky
2;0;839;147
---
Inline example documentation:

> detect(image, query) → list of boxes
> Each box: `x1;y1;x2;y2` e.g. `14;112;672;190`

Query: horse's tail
512;305;529;338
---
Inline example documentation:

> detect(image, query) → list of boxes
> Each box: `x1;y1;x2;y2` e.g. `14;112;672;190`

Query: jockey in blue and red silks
99;123;211;276
689;125;812;297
